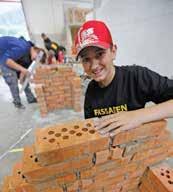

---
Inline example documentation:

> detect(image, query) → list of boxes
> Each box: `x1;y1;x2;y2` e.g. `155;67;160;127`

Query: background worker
75;20;173;136
47;50;57;65
0;36;46;109
41;33;66;63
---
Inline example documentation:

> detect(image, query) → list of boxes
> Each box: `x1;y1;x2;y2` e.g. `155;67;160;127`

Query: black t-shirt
84;65;173;119
16;53;32;78
44;38;52;50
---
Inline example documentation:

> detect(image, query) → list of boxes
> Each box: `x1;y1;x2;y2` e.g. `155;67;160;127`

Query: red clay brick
110;146;123;160
6;162;37;192
56;173;76;185
34;66;82;116
22;145;93;183
140;162;173;192
112;120;167;145
44;188;63;192
123;130;170;157
35;119;109;165
95;149;110;165
66;180;81;192
2;119;173;192
2;176;13;192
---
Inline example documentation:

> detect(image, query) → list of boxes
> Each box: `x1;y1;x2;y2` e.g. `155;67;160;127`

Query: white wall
94;0;173;77
22;0;65;48
22;0;93;53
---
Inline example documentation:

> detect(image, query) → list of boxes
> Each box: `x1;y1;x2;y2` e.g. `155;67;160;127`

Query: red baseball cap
75;20;113;60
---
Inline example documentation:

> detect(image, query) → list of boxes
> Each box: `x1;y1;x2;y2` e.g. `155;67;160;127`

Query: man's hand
94;111;144;137
19;68;30;84
20;68;29;76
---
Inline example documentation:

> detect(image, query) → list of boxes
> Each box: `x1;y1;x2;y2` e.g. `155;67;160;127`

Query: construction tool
20;51;44;93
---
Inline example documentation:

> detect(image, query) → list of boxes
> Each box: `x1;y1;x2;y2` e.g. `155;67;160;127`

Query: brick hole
161;173;164;176
86;123;92;127
76;132;82;136
69;130;76;134
48;130;54;135
22;175;26;179
82;128;88;132
63;135;69;139
166;170;170;174
89;130;96;134
168;180;173;184
74;125;80;129
49;138;55;143
34;157;38;163
43;137;47;140
30;155;33;158
61;128;68;132
18;171;21;175
167;175;170;179
55;133;61;137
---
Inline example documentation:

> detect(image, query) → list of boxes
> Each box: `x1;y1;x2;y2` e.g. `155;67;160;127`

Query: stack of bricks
33;65;81;117
1;117;173;192
139;160;173;192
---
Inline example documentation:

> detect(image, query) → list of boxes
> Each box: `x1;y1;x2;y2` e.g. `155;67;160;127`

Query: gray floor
0;76;173;186
0;77;84;185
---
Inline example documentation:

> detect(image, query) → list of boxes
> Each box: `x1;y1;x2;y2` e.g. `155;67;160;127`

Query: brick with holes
140;160;173;192
22;145;93;183
35;119;109;165
7;160;62;191
5;162;37;192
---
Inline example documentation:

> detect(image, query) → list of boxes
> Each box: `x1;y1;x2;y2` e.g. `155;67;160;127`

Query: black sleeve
84;83;94;119
135;66;173;104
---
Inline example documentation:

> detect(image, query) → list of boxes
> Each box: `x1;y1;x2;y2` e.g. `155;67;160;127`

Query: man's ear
111;44;117;60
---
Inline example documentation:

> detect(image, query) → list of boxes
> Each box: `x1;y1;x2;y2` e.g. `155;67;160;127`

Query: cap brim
76;42;110;61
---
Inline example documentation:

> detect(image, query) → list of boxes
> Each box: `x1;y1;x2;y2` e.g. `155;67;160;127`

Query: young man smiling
75;20;173;136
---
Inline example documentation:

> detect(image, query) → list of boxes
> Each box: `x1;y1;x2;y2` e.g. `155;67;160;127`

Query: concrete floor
0;76;173;186
0;76;84;185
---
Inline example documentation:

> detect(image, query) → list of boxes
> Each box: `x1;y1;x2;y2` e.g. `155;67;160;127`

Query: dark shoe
13;102;25;109
28;98;37;104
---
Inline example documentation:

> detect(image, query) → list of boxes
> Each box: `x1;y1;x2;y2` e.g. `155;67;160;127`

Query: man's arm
95;99;173;136
137;99;173;122
6;58;28;75
95;66;173;136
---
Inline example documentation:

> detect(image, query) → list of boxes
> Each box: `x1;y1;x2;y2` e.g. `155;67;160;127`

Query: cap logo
79;27;99;48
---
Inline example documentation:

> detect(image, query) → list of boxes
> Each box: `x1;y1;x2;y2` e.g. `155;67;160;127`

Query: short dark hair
79;46;105;59
41;33;46;38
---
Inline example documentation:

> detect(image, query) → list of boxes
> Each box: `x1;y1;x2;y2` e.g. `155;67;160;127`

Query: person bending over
0;36;46;109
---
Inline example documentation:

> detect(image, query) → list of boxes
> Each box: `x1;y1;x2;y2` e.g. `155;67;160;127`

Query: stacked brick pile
1;118;173;192
33;65;81;117
139;160;173;192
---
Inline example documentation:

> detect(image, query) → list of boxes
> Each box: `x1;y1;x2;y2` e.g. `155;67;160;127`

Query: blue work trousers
1;65;35;104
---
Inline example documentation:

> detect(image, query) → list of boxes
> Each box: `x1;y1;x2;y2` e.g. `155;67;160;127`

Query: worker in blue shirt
0;36;46;109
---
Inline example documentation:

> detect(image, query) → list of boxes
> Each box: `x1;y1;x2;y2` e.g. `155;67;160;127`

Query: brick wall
33;65;82;117
1;117;173;192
